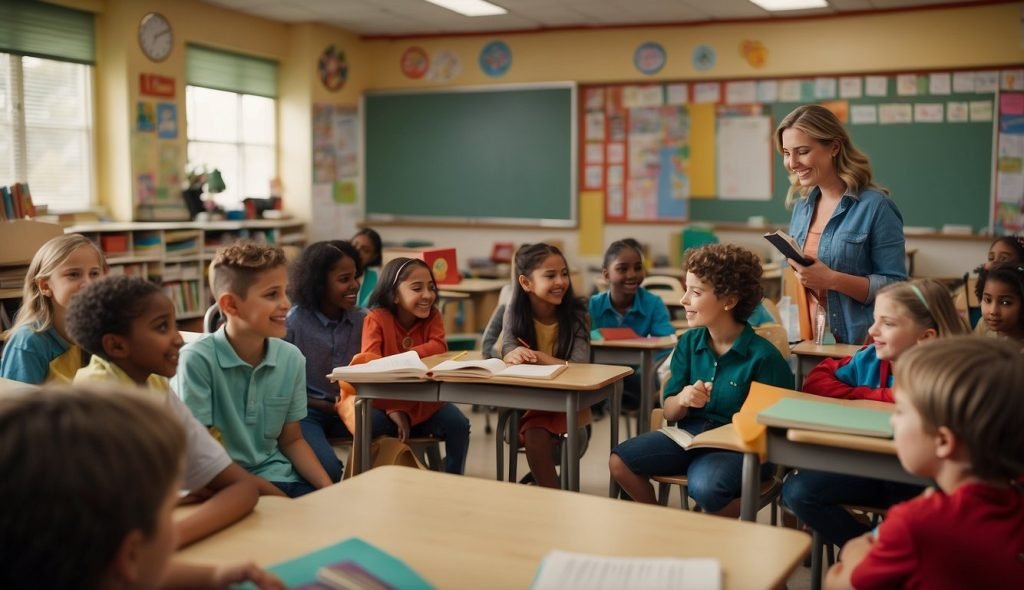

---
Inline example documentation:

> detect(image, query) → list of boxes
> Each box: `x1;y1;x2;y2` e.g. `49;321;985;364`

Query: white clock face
139;13;172;62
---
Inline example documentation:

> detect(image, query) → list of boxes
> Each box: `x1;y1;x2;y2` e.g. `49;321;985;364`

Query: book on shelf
328;351;569;383
756;397;893;438
429;357;568;380
763;230;814;267
531;550;720;590
268;537;434;590
657;423;750;453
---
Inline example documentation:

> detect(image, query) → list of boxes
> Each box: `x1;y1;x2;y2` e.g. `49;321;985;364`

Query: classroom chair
329;436;445;473
648;407;783;522
640;275;684;292
494;408;589;487
203;302;224;334
753;323;791;359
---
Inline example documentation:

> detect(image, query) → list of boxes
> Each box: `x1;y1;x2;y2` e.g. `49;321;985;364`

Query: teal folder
757;398;893;439
254;537;435;589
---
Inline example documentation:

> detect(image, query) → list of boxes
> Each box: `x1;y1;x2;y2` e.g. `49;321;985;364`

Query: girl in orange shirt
360;257;470;474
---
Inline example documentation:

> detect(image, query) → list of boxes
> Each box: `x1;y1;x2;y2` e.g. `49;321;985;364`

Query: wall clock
139;12;173;62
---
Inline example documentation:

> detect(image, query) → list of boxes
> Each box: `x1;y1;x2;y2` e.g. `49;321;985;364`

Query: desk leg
565;392;581;492
608;380;623;498
796;355;815;390
463;297;478;334
358;398;372;475
638;349;655;434
740;452;760;522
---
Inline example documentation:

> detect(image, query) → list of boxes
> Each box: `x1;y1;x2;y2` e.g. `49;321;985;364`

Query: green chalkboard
691;88;995;232
364;86;575;225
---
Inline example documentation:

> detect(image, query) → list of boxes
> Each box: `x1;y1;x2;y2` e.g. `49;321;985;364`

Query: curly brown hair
210;241;286;298
684;243;764;322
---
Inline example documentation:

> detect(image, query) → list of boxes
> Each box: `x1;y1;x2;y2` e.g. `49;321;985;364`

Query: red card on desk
598;327;641;340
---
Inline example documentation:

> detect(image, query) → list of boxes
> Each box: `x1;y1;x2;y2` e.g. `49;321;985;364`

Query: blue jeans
377;403;471;475
300;403;391;482
613;416;772;512
781;469;923;547
271;479;317;498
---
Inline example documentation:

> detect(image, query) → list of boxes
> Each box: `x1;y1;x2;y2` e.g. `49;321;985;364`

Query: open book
531;550;720;590
757;398;893;438
763;230;814;266
328;351;569;383
430;358;568;380
657;423;750;453
328;351;430;382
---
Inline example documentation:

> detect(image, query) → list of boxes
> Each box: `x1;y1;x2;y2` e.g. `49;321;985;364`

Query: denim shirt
789;187;907;344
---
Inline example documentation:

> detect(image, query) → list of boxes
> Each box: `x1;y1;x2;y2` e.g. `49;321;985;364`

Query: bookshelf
65;220;306;321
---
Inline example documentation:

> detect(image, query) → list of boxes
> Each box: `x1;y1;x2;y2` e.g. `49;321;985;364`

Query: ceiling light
749;0;829;11
422;0;507;17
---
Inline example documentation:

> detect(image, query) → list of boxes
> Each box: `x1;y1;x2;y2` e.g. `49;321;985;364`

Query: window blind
0;0;95;65
186;45;277;98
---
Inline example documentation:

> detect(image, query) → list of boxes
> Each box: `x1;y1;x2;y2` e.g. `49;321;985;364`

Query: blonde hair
2;234;106;341
895;337;1024;481
775;104;887;208
877;279;969;337
0;383;184;589
210;241;286;298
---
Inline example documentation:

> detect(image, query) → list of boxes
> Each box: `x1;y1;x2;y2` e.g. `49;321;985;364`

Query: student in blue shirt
352;228;383;308
285;240;389;482
777;104;906;344
589;239;674;408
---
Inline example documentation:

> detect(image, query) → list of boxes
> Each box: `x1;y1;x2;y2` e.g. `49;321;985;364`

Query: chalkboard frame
362;82;578;228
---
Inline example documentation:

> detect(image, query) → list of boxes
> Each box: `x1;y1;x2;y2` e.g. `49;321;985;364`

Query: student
777;104;906;345
67;275;270;546
826;337;1024;589
285;240;389;482
174;242;333;498
0;234;106;384
0;384;283;590
609;244;793;513
784;279;968;548
588;238;674;408
976;262;1024;342
958;236;1024;331
353;228;383;308
355;256;470;474
502;243;591;488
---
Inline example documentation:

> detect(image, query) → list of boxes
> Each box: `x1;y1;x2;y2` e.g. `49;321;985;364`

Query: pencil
516;337;532;349
451;351;469;360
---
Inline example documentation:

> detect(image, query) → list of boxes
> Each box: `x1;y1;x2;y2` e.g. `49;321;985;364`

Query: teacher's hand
788;255;836;293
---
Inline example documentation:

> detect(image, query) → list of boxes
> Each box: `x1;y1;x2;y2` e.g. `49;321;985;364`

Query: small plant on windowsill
181;164;226;221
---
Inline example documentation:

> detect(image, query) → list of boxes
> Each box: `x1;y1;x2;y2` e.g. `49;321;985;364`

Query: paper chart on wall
311;104;360;241
716;114;771;200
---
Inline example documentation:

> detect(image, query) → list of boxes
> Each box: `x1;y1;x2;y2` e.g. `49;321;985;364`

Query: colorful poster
318;45;348;91
400;47;429;79
311;104;361;239
156;103;177;139
634;42;666;75
137;101;155;132
692;45;716;71
427;50;461;83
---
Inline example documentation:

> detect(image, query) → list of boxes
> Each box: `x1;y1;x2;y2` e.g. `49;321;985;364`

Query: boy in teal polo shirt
174;242;332;498
609;244;793;515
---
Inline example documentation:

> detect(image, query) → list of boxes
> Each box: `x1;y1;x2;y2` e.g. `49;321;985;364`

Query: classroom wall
357;2;1019;279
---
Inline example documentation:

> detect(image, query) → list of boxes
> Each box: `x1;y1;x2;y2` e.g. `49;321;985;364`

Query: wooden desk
790;341;862;389
591;336;677;436
441;278;507;333
435;362;631;493
177;467;810;590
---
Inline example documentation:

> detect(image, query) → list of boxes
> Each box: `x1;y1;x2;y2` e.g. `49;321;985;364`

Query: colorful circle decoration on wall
401;46;429;79
692;44;716;71
741;40;768;68
318;45;348;91
634;42;666;76
479;40;512;77
427;49;462;83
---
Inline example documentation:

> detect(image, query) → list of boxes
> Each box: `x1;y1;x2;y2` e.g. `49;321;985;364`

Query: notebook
597;327;642;340
531;550;720;590
756;398;893;438
428;358;568;380
266;537;434;590
763;230;814;266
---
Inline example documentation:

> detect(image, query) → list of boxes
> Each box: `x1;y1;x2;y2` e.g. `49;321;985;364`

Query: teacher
776;104;906;344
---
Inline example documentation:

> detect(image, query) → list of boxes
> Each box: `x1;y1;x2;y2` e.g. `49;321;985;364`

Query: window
0;3;96;212
185;45;278;211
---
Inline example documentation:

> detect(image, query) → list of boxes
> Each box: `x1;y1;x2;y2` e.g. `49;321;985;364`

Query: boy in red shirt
826;336;1024;589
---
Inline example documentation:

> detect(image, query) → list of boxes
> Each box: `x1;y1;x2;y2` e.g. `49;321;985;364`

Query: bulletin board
582;68;1009;233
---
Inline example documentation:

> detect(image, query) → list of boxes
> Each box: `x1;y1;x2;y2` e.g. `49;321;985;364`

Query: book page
531;550;720;590
329;351;428;378
658;426;695;449
499;363;567;379
430;358;507;375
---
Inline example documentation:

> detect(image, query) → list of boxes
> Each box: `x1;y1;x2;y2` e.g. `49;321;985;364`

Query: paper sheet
531;551;721;590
